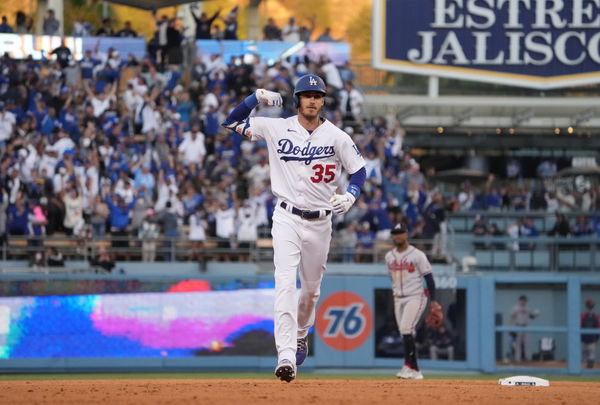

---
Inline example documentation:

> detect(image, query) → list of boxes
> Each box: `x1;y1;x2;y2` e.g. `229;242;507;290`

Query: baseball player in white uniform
385;222;439;379
222;74;366;382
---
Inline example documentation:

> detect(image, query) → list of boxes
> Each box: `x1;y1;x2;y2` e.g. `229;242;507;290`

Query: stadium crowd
0;13;599;265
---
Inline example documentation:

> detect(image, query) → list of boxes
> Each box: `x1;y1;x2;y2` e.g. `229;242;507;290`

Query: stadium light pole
103;0;109;19
247;0;263;41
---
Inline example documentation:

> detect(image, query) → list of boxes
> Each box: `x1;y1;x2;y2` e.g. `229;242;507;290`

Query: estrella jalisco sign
373;0;600;89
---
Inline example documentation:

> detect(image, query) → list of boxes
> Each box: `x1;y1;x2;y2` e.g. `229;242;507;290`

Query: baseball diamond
0;376;599;404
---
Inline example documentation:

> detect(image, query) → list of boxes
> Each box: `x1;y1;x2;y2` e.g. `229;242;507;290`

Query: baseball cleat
396;365;424;380
296;336;308;366
275;359;296;383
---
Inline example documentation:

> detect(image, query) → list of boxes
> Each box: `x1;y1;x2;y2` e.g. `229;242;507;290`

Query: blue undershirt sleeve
424;273;436;301
222;94;259;126
346;167;366;199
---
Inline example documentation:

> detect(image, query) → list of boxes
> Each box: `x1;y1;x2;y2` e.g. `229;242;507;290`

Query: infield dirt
0;379;598;404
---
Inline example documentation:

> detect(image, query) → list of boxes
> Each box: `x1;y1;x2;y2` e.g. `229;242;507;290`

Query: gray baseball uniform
385;245;432;335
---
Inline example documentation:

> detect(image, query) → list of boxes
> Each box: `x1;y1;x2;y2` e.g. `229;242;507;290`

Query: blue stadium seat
475;250;511;269
515;251;549;269
559;251;591;268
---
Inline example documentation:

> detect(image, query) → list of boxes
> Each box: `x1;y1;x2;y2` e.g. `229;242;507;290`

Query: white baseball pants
394;293;428;335
271;205;332;364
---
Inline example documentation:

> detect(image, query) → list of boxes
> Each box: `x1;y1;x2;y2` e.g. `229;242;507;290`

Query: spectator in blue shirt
519;217;539;250
363;188;392;239
485;187;502;211
31;96;48;131
134;164;156;198
0;16;13;33
80;50;100;81
203;108;220;140
215;137;239;168
105;194;136;229
42;9;60;35
105;194;137;256
40;107;59;135
355;221;376;262
182;186;203;217
573;215;594;237
316;27;335;42
7;198;30;235
512;187;529;211
594;216;600;237
382;168;406;207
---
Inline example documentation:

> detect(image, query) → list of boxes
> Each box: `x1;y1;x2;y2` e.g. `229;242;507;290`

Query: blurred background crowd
0;6;599;268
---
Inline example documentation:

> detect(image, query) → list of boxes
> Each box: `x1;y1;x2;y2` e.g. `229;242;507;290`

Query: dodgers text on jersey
276;139;335;165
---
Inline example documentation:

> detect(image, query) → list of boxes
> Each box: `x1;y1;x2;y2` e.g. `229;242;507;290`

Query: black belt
280;202;331;220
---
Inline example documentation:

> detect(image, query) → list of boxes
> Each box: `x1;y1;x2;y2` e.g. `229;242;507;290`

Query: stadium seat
515;251;549;270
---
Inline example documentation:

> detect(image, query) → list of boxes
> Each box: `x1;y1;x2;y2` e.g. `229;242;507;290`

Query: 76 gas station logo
316;292;373;351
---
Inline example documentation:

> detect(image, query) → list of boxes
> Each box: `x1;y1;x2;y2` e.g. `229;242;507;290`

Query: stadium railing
2;233;599;273
447;210;595;234
451;234;599;272
1;234;397;270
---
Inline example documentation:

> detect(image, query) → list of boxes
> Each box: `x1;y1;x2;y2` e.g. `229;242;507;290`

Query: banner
373;0;600;89
0;34;146;61
197;40;351;65
0;289;275;358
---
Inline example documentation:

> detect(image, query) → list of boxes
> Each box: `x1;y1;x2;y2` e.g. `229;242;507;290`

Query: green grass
0;373;599;382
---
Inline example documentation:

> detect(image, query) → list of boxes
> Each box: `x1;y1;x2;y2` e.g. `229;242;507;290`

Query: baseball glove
425;301;444;329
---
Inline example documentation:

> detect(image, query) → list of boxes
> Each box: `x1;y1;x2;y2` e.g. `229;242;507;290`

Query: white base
498;376;550;387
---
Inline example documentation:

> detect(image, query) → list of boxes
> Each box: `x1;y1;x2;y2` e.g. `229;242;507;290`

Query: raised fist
256;89;283;107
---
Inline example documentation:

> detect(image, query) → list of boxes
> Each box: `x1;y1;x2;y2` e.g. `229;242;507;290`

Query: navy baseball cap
391;223;408;234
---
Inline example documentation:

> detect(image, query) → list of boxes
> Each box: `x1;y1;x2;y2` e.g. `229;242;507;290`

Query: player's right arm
221;89;282;139
384;250;395;278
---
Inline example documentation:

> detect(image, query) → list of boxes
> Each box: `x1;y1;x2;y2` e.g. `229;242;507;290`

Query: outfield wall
0;263;598;375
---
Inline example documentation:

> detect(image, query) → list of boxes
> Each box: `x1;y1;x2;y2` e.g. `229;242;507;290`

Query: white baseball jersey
234;116;365;210
385;245;432;297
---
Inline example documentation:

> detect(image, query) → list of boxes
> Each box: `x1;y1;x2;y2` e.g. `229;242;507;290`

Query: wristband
346;184;361;200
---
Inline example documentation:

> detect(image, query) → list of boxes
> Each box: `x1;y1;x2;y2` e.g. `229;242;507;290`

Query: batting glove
256;89;283;107
329;192;356;215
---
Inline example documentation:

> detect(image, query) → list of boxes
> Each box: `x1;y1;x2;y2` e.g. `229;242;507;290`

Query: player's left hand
425;301;444;329
256;89;283;107
329;192;356;215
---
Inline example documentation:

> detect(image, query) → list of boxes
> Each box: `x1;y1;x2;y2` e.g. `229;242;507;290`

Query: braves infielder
385;222;438;379
222;74;366;382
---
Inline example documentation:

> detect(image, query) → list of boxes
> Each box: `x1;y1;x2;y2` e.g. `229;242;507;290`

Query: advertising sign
316;291;373;351
197;40;350;65
373;0;600;89
0;34;146;61
0;289;275;358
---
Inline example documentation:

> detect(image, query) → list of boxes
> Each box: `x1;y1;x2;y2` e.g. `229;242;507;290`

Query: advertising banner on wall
0;34;146;61
373;0;600;89
0;289;276;358
196;40;350;65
